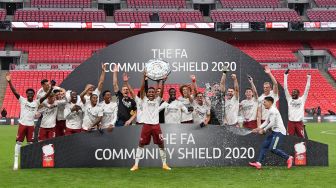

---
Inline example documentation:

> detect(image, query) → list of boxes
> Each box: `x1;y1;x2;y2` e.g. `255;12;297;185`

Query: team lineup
6;64;312;171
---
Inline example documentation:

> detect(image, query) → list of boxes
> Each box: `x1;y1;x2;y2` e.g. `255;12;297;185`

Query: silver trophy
145;59;171;80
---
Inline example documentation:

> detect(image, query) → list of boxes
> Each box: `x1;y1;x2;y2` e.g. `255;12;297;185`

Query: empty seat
220;0;280;8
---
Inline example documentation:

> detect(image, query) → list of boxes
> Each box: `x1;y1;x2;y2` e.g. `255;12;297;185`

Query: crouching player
249;97;293;169
6;73;52;170
130;72;171;171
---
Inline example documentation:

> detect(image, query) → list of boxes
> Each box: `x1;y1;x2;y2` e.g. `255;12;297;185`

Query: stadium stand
0;9;5;21
329;69;336;80
229;41;303;63
309;41;336;58
127;0;186;8
314;0;336;8
30;0;92;8
307;9;336;22
14;42;106;63
272;69;336;114
114;9;203;23
2;71;71;118
14;9;106;22
220;0;280;8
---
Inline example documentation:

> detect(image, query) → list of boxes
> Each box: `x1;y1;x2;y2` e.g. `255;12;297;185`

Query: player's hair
263;82;272;87
40;79;49;85
292;89;300;94
148;87;155;91
196;92;204;97
26;88;35;94
227;87;234;91
179;84;191;96
102;90;111;97
245;87;253;91
90;93;98;99
264;96;274;104
169;88;176;92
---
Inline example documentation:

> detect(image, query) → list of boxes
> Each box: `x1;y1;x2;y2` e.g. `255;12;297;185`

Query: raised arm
160;77;167;99
80;85;91;104
283;69;291;100
139;72;147;99
265;66;278;95
190;75;198;98
39;86;53;104
123;73;136;99
220;73;226;93
232;74;239;98
248;75;258;100
113;64;119;93
6;73;20;100
97;64;106;93
303;74;311;102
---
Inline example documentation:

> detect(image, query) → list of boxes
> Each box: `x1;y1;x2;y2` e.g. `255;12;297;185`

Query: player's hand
85;84;94;91
123;73;129;82
162;75;168;82
258;129;265;135
5;72;11;82
285;69;290;75
252;128;260;133
190;75;196;82
247;75;253;83
113;64;119;72
125;120;132;126
107;125;114;132
102;63;107;72
231;74;237;80
264;66;271;74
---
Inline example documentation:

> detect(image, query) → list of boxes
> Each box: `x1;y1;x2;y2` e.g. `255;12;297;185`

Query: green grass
0;123;335;188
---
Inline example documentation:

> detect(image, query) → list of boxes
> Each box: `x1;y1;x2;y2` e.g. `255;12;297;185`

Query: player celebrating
220;73;240;126
113;65;137;126
83;64;106;103
80;86;103;131
249;97;293;169
100;90;118;131
64;91;83;135
160;88;190;124
6;73;52;170
284;69;311;138
130;72;171;171
190;75;210;127
178;84;193;123
39;92;67;141
258;66;279;125
55;88;67;137
240;76;259;129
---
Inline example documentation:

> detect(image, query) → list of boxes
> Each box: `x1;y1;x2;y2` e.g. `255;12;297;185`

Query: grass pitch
0;123;335;188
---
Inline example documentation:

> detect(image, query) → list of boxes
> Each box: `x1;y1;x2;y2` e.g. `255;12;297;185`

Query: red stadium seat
314;0;336;8
14;42;106;63
220;0;280;8
307;9;336;22
272;69;336;115
30;0;91;8
2;71;72;118
127;0;186;8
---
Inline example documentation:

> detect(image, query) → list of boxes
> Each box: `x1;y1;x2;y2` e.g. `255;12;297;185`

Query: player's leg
55;120;66;137
153;124;171;170
131;124;151;171
13;124;26;170
287;121;295;136
269;132;293;169
295;122;305;138
249;134;272;169
47;128;56;140
38;128;47;142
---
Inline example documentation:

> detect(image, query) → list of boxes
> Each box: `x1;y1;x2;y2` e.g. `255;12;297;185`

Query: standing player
64;91;83;135
258;66;279;125
113;65;137;126
220;73;240;126
190;75;210;126
39;92;67;141
249;97;293;169
100;90;118;131
178;84;193;123
160;88;190;124
83;64;106;103
284;69;311;138
55;88;67;137
6;73;52;170
131;72;171;171
80;87;103;131
240;76;259;129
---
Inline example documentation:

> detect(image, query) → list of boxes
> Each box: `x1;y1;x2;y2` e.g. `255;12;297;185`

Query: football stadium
0;0;336;187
